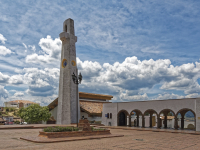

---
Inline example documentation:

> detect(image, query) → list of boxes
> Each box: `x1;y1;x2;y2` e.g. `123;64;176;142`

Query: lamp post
72;72;82;127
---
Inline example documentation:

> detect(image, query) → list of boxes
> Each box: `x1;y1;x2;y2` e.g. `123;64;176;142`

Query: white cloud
9;75;24;85
0;85;8;106
26;35;61;64
141;46;161;54
0;34;7;44
22;43;27;49
0;46;12;55
77;56;200;101
0;72;9;83
156;93;185;100
23;68;59;97
14;92;24;97
119;92;149;101
28;45;36;51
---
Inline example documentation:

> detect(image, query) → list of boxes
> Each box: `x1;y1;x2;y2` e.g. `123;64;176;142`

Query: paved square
0;128;200;150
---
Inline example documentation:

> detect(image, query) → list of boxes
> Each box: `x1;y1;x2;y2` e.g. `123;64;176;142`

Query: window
65;25;67;32
110;113;112;119
107;113;109;118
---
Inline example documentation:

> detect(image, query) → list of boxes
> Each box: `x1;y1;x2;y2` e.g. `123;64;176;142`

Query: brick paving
1;128;200;150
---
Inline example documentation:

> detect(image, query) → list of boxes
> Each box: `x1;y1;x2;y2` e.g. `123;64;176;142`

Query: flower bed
39;126;110;138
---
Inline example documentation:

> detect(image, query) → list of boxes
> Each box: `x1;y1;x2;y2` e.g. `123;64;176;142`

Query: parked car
20;122;27;125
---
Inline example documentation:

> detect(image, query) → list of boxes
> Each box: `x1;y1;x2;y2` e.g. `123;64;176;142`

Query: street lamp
72;72;82;127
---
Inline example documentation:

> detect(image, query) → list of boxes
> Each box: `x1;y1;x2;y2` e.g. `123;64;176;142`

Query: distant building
0;107;3;111
4;100;39;108
0;117;6;125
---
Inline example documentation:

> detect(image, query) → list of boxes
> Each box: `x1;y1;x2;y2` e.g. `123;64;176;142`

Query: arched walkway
144;109;158;128
175;108;196;130
118;110;129;126
159;109;175;129
129;109;143;127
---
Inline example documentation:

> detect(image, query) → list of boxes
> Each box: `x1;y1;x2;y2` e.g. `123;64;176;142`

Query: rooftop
48;92;113;112
5;100;36;104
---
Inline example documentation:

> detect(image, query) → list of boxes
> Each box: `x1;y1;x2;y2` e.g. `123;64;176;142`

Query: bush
43;126;79;132
5;108;9;112
91;127;106;131
14;121;20;124
0;112;2;115
9;108;15;112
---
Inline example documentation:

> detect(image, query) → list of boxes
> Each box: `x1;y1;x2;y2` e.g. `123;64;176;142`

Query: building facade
48;92;113;124
4;100;39;108
102;98;200;131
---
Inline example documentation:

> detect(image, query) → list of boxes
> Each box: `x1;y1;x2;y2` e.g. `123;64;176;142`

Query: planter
39;130;111;138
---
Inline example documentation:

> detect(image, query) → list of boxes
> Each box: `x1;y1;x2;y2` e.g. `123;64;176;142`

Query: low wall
39;130;111;138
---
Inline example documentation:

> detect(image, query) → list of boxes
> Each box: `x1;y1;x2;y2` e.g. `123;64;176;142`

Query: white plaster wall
50;106;58;122
117;98;196;115
103;98;199;127
196;99;200;131
102;103;118;126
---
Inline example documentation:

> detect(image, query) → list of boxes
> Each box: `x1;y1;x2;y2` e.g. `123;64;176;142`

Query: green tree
18;104;51;124
168;112;173;116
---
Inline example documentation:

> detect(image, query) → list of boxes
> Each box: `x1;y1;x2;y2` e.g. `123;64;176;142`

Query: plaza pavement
1;127;200;150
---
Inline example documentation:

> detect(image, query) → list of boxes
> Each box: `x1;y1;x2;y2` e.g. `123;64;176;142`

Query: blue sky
0;0;200;106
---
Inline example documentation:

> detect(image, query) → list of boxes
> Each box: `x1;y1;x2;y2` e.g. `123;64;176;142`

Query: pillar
181;117;184;129
174;116;178;130
164;114;167;128
137;114;139;127
157;116;160;129
142;115;145;128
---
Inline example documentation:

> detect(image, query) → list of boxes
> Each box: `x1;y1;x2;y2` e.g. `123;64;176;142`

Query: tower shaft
57;18;79;124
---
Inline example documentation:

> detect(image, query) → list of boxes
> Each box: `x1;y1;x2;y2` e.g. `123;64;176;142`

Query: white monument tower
57;18;79;124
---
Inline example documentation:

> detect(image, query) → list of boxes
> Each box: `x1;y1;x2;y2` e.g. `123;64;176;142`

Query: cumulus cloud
78;56;200;101
0;72;9;83
26;36;61;64
14;92;24;97
0;46;12;55
0;34;7;44
23;68;59;97
119;92;149;101
155;93;185;100
0;85;8;106
2;54;200;104
9;75;24;85
77;57;102;80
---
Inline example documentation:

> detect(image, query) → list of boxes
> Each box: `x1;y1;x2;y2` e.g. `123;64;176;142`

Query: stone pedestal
78;119;92;131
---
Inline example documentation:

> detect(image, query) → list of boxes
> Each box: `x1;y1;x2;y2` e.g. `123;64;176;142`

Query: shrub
43;126;79;132
9;108;15;112
5;108;9;112
91;127;106;131
14;121;20;124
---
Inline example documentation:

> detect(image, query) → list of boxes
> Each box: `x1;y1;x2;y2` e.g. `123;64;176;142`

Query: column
149;112;153;128
164;114;167;128
142;115;145;128
181;116;184;129
157;116;160;129
174;116;178;130
137;114;139;127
